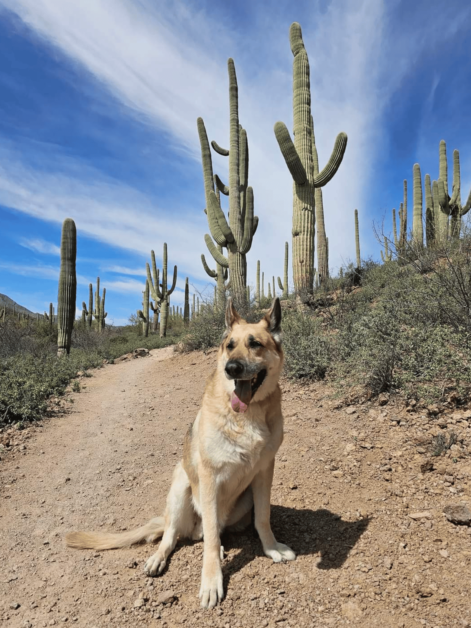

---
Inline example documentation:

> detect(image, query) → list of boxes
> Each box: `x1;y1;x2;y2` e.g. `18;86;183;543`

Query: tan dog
66;297;295;608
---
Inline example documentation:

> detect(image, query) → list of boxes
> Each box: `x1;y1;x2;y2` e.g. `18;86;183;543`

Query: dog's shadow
220;506;370;585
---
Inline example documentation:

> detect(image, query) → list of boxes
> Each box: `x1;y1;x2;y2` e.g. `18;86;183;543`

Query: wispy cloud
103;265;147;277
19;237;60;255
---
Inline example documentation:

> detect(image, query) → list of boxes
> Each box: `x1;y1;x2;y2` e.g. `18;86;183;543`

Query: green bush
282;311;331;380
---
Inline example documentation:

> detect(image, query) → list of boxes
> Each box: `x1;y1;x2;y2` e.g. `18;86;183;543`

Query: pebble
10;603;20;609
409;511;432;520
156;590;176;605
134;598;145;608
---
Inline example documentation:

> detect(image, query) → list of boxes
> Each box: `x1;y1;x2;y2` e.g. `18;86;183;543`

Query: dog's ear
264;297;282;344
225;297;241;331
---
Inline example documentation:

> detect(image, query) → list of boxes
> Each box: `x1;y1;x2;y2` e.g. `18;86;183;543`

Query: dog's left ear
264;297;282;344
225;297;241;330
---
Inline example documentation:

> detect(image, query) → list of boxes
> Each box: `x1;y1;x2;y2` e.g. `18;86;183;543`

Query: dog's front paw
263;542;296;563
199;570;224;608
144;551;166;576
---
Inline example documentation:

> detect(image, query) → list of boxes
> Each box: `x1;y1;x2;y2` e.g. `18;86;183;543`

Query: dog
65;297;295;608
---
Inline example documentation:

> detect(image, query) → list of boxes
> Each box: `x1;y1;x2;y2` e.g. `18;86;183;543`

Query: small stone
133;598;145;608
341;601;362;619
383;557;393;570
344;443;355;455
423;555;432;563
10;603;20;610
409;511;433;520
443;503;471;525
332;470;344;478
439;549;449;558
156;590;176;605
359;442;373;449
378;393;389;406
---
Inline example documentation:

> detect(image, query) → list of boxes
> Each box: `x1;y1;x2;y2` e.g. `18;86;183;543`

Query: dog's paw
263;542;296;563
144;551;166;576
199;571;224;609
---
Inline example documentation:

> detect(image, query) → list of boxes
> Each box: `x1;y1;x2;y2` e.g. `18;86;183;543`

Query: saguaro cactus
437;141;471;239
392;208;398;248
197;59;258;305
412;164;424;246
137;280;150;337
274;22;347;294
184;278;190;325
86;284;93;328
146;244;177;338
57;218;77;356
93;277;107;332
354;210;361;268
277;242;289;299
424;174;435;247
381;237;392;263
81;302;87;325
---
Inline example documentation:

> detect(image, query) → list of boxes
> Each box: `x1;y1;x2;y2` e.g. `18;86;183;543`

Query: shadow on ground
221;506;370;586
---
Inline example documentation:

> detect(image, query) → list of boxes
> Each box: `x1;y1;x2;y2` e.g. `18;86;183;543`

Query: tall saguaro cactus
354;209;361;268
412;164;424;246
57;218;77;356
146;244;177;338
184;278;190;325
437;141;471;239
277;242;289;299
137;280;150;337
274;22;347;294
93;277;107;332
197;59;258;305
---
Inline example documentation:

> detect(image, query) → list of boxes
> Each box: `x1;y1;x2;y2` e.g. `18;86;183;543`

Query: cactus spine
354;209;361;268
197;59;258;305
274;22;347;294
412;164;424;246
277;242;289;299
184;278;190;325
437;141;471;239
146;244;177;338
57;218;77;356
137;280;150;337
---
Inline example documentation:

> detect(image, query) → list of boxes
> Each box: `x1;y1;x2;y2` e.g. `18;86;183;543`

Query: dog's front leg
252;459;296;563
198;466;224;609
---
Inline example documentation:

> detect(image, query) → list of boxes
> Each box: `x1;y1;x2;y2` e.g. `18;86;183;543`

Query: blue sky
0;0;470;325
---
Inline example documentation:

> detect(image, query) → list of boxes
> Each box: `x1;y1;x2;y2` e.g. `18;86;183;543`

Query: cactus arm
214;174;229;196
240;186;254;254
438;179;451;214
201;254;217;278
211;140;229;156
137;309;146;321
197;117;215;201
146;262;162;301
252;215;259;237
439;140;448;191
450;149;461;206
274;121;307;185
277;277;284;291
461;186;471;214
313;132;348;188
205;234;229;268
167;265;178;296
208;190;234;245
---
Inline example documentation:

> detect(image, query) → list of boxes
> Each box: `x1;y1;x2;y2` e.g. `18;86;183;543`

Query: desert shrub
282;311;331;380
180;305;226;352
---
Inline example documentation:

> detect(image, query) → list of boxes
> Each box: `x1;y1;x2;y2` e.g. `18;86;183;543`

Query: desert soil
1;346;471;628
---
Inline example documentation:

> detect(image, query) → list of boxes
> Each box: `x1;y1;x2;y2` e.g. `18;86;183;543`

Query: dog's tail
65;516;165;551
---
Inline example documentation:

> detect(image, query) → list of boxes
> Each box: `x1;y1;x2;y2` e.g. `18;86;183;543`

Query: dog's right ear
225;297;241;331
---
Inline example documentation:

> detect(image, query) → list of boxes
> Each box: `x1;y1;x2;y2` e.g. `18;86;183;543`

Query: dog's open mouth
231;369;267;413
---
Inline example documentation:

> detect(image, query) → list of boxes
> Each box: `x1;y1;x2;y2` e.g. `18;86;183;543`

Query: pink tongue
231;380;252;413
231;392;248;413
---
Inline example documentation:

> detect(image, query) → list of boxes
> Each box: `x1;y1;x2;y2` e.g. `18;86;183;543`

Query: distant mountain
0;293;39;317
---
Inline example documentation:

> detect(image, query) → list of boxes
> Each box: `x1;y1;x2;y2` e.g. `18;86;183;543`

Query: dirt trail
1;347;471;628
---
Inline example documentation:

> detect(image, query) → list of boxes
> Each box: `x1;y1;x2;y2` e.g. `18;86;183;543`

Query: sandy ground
1;346;471;628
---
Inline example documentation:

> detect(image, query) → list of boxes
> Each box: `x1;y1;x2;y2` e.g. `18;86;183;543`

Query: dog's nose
225;360;244;378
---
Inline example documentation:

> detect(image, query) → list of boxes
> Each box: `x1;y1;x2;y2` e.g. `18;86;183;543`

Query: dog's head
219;298;283;412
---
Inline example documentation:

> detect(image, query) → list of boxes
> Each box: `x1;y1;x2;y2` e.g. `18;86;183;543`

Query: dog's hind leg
225;486;253;532
144;463;195;576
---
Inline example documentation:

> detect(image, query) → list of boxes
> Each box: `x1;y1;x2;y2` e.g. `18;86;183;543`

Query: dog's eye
227;340;235;350
250;340;263;348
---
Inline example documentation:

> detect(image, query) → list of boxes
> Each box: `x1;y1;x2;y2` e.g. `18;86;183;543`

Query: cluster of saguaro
277;242;289;299
274;22;347;294
146;243;177;338
197;58;258;305
92;277;107;332
57;218;77;356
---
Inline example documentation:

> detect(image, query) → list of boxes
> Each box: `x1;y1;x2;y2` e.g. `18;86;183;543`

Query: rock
428;404;440;415
443;503;471;525
345;407;357;415
378;393;389;406
133;598;145;608
10;603;20;609
156;590;176;605
383;557;393;570
133;348;150;358
344;443;355;455
409;511;433;520
420;460;434;473
359;442;373;450
439;549;449;558
341;601;362;619
332;470;343;478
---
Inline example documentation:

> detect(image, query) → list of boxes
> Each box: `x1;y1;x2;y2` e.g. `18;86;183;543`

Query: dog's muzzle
225;360;267;412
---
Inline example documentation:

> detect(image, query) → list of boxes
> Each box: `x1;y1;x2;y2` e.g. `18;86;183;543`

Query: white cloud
103;265;147;277
1;0;469;284
19;237;61;255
